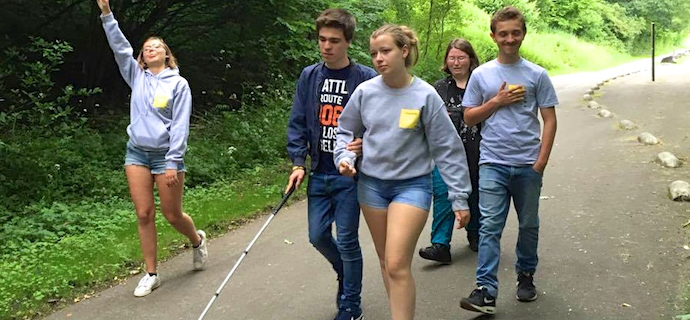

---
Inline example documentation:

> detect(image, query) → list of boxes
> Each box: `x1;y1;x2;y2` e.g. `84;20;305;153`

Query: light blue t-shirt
462;58;558;166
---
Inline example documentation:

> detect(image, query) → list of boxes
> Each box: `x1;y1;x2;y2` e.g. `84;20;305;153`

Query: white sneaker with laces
193;230;208;270
133;273;161;297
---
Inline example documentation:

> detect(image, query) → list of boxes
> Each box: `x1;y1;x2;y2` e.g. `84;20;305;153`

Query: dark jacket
433;75;481;188
286;61;377;170
433;76;465;132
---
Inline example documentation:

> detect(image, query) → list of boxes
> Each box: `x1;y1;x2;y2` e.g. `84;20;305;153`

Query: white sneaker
193;230;208;270
133;273;161;297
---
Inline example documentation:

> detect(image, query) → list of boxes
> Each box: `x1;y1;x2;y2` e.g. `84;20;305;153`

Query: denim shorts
124;142;186;175
357;173;432;211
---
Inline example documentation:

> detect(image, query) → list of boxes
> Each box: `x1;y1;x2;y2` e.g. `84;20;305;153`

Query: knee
480;219;503;235
308;231;331;249
135;207;155;224
519;215;540;230
385;259;411;281
163;211;186;225
336;237;361;261
519;222;539;231
336;233;360;251
377;257;387;272
518;223;539;235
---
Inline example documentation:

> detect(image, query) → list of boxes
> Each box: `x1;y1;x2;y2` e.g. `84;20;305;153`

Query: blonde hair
136;36;179;70
371;24;419;68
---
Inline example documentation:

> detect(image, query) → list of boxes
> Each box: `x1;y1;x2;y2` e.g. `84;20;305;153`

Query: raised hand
95;0;111;15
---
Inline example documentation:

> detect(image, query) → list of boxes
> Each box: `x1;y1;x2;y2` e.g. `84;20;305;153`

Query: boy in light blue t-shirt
459;6;558;315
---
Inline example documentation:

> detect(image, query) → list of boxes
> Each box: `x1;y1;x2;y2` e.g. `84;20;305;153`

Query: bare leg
126;165;157;274
361;205;390;296
385;203;429;320
155;172;201;246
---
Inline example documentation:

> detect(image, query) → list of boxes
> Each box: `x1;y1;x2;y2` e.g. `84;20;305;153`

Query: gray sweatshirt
100;13;192;169
334;76;472;210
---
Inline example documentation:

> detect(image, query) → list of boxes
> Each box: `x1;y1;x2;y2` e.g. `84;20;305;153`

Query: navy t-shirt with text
315;66;351;174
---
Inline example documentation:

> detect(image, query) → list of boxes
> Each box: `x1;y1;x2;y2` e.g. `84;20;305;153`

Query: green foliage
185;79;294;187
0;37;100;134
121;0;330;111
0;128;129;212
0;199;134;319
0;164;299;319
329;0;390;67
394;0;685;81
530;0;644;51
0;0;688;318
473;0;543;30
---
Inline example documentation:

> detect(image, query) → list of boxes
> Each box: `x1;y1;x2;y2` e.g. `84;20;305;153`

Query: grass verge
0;162;306;319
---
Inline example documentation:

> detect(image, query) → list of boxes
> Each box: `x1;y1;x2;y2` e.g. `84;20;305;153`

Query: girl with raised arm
95;0;208;297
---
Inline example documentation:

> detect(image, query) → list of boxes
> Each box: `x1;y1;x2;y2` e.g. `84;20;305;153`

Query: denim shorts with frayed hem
357;173;432;211
124;141;186;175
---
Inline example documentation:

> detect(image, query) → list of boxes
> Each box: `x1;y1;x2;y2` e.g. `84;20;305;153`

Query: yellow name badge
399;109;421;129
153;93;170;109
508;84;525;93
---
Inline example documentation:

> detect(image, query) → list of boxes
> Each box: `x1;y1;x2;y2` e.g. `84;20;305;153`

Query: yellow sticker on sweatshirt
153;93;170;109
399;109;420;129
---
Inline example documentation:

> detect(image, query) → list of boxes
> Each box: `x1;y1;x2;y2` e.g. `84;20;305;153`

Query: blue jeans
476;164;542;298
307;172;362;311
430;167;480;246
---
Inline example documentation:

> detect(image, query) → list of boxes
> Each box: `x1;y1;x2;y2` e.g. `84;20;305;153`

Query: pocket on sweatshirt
399;109;420;129
153;93;170;109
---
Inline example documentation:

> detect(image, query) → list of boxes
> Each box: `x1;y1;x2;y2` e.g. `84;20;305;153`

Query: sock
148;272;157;277
193;239;202;248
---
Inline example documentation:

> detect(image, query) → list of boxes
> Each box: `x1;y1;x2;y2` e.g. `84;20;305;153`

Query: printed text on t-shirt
319;79;348;153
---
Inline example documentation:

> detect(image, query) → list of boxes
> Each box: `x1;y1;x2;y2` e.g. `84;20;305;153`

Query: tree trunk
423;0;434;58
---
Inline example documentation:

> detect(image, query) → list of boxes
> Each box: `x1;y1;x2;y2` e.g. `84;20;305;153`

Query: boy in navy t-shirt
285;8;376;320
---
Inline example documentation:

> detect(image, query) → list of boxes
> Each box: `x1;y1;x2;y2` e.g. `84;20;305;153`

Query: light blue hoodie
100;13;192;169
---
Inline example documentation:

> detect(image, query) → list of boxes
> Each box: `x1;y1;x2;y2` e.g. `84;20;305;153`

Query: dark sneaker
336;275;344;309
418;243;451;263
334;308;363;320
467;231;479;252
460;286;496;314
516;272;538;302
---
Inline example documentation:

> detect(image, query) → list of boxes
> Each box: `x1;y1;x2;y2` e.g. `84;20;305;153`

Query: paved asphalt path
44;57;690;320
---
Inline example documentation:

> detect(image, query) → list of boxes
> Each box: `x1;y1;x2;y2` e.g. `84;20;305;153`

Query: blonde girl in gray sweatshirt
96;0;207;297
334;24;472;319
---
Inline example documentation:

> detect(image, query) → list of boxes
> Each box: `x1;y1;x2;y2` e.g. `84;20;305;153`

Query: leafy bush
0;128;129;213
185;79;294;187
0;199;135;319
0;37;100;134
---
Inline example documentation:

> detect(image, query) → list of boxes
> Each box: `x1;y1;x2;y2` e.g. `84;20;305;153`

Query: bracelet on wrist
292;165;305;172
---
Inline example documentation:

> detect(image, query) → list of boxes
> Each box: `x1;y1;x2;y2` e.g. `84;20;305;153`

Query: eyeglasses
143;43;164;53
447;56;469;62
